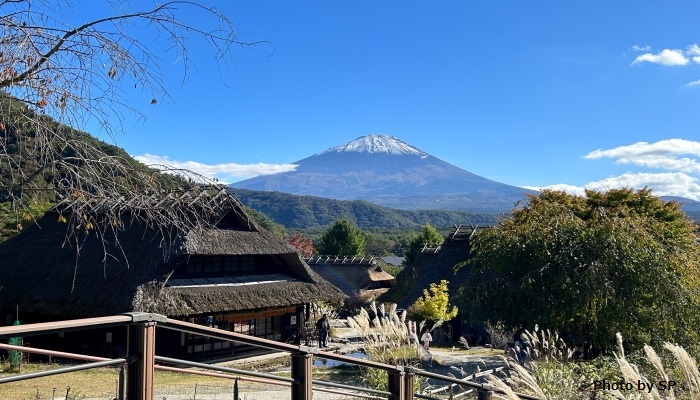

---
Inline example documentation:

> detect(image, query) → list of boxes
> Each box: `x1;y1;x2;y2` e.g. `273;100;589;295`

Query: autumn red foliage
287;234;316;257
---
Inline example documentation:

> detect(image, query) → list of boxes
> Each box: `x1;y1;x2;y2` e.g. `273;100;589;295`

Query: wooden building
307;255;395;301
0;194;342;360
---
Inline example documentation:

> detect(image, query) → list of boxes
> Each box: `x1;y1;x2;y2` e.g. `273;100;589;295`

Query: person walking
316;314;330;348
421;329;433;350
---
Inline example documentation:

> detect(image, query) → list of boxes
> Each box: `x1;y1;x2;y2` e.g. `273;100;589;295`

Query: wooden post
125;322;156;400
291;351;313;400
388;370;405;400
477;389;493;400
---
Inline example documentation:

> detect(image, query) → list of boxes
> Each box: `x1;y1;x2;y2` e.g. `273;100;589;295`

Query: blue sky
82;1;700;201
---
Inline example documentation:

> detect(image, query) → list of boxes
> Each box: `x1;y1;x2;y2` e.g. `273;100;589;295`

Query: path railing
0;312;542;400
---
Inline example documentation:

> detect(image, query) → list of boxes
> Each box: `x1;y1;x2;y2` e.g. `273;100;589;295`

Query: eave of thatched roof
134;278;339;316
368;268;395;282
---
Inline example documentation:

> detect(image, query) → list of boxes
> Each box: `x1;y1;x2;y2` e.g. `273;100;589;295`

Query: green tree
464;188;700;351
409;280;458;322
404;223;444;266
316;218;366;256
0;200;52;242
364;230;396;256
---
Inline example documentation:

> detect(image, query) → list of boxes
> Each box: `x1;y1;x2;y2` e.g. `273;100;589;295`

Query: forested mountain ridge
231;188;501;229
231;189;700;230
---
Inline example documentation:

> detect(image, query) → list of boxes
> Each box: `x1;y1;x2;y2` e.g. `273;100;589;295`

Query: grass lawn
1;364;121;399
0;362;293;399
0;358;369;399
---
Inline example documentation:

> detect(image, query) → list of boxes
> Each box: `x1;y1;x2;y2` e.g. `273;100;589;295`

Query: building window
223;256;235;272
240;256;255;271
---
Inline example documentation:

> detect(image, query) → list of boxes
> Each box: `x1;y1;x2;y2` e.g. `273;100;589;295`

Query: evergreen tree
316;218;366;256
404;223;444;266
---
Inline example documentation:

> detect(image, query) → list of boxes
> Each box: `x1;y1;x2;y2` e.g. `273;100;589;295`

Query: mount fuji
232;134;535;213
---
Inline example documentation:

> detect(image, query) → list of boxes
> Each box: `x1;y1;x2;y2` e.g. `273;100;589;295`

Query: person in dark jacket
316;314;330;348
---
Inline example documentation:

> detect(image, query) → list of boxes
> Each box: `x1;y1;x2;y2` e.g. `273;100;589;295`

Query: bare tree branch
0;1;266;258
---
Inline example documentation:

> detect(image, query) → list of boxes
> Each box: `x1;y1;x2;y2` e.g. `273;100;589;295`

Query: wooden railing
0;312;543;400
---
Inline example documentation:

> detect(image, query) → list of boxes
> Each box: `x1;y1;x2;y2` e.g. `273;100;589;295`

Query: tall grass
484;328;700;400
486;326;585;399
610;333;700;400
347;302;424;391
347;302;420;364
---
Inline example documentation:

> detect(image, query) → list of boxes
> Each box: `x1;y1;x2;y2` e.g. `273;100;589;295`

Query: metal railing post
126;321;157;400
291;350;313;400
477;388;493;400
404;369;414;400
118;366;126;400
388;369;405;400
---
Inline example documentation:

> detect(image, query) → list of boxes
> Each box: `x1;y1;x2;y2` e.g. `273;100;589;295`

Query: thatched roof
308;258;395;297
184;229;296;255
379;226;478;307
0;207;342;319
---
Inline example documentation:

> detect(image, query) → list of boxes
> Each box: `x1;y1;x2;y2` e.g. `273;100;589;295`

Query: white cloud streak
687;44;700;63
630;44;700;85
632;48;689;66
630;45;651;52
533;139;700;201
134;153;298;183
584;139;700;173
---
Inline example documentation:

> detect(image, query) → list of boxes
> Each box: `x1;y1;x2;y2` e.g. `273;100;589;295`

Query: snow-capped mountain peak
234;133;534;213
317;134;427;156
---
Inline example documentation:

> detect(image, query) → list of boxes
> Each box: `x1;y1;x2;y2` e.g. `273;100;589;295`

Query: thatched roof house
307;255;395;300
379;225;484;308
0;195;342;358
377;225;489;343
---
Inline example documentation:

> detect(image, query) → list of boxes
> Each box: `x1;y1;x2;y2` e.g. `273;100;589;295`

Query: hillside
0;94;184;195
0;94;199;241
231;188;501;229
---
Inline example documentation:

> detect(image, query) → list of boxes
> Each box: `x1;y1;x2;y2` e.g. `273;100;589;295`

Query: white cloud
523;183;585;196
535;172;700;201
632;49;689;66
687;44;700;63
584;138;700;158
584;139;700;173
535;139;700;201
630;45;651;52
134;153;298;183
686;79;700;86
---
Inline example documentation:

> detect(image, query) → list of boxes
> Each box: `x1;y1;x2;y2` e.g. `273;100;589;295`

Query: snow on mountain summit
318;134;427;156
